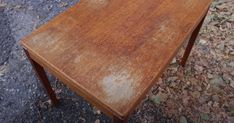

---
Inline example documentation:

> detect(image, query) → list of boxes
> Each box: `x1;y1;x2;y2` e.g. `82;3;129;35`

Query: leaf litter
146;0;234;122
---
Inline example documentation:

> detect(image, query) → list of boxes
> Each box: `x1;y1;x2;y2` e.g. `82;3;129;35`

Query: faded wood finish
21;0;212;120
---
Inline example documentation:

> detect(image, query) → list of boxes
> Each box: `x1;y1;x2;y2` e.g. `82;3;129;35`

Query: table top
21;0;212;119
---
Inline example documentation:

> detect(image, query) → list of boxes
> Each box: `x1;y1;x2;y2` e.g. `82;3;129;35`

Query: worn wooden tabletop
21;0;212;119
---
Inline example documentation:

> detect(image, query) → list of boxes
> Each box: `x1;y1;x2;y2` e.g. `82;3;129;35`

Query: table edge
20;42;128;119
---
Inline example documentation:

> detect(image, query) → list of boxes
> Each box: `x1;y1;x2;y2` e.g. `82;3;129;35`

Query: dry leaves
149;0;234;122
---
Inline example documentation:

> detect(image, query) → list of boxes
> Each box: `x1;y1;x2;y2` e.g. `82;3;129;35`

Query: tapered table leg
112;116;128;123
180;12;208;67
24;49;59;105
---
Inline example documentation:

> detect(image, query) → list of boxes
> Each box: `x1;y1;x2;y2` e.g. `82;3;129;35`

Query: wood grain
20;0;212;119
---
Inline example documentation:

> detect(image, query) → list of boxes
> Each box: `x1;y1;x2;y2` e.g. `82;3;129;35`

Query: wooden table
20;0;212;122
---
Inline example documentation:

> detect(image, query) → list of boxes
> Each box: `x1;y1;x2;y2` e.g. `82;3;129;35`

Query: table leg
24;49;59;105
112;116;128;123
180;14;207;67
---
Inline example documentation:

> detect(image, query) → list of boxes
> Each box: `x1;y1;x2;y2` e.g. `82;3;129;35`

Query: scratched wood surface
21;0;212;119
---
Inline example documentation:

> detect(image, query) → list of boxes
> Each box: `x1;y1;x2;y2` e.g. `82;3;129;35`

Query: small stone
78;117;86;122
230;110;234;117
186;81;191;85
150;95;161;105
150;92;168;105
170;81;177;87
167;76;178;82
231;71;234;76
207;73;213;79
199;96;209;104
228;62;234;68
228;117;234;123
229;100;234;107
158;92;168;102
170;58;177;64
47;100;52;106
213;102;219;108
194;65;204;72
223;74;232;83
96;110;101;115
217;42;225;51
207;101;213;107
200;105;210;113
59;2;68;7
210;76;225;87
182;97;190;105
157;78;163;84
94;119;100;123
212;95;220;102
14;5;22;9
230;81;234;88
0;64;8;77
216;4;226;10
229;14;234;22
199;39;207;45
0;3;7;8
200;113;209;121
197;86;202;91
192;91;201;98
93;107;101;115
230;51;234;56
180;116;187;123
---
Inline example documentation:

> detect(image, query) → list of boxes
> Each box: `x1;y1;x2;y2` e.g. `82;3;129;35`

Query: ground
0;0;233;123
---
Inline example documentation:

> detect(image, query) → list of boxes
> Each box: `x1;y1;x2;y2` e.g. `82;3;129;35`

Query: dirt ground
0;0;233;123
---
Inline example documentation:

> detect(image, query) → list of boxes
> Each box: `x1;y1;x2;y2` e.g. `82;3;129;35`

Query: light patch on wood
151;19;171;44
87;0;109;9
158;19;171;33
101;68;140;105
30;30;58;49
30;31;48;45
74;55;82;63
159;24;166;32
